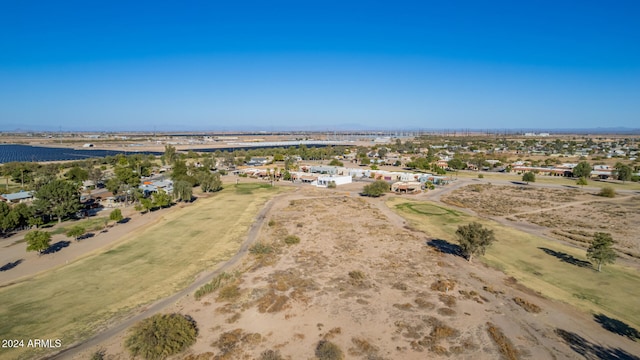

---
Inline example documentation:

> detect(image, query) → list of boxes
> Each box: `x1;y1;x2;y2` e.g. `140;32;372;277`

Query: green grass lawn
388;198;640;330
0;184;285;359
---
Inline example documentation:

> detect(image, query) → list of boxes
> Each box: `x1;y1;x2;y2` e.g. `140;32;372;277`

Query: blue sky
1;1;639;131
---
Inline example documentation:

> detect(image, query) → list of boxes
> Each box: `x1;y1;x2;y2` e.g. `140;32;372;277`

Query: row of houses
508;162;627;179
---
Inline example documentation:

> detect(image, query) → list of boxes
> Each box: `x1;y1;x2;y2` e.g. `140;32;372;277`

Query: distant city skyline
1;1;639;131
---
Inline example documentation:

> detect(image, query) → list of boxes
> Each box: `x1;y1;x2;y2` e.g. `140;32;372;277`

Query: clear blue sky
1;0;639;131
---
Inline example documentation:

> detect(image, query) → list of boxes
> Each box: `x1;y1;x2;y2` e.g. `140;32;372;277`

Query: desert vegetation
125;313;198;360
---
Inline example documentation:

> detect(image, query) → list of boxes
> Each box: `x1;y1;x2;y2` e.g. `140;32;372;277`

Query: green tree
28;216;44;229
455;222;496;263
0;202;18;235
587;232;616;272
65;166;89;183
171;160;188;181
377;147;388;158
34;179;82;223
25;230;52;255
284;157;295;170
361;180;389;197
125;313;198;360
572;161;591;178
576;177;588;188
200;172;223;193
115;165;140;187
110;208;123;223
447;158;465;170
163;144;177;165
66;225;86;242
614;163;632;183
522;172;536;184
328;159;344;167
87;167;103;190
153;190;172;208
173;180;193;202
140;198;153;213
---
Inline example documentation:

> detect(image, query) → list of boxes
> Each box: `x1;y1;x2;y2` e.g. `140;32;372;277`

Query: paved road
46;191;290;360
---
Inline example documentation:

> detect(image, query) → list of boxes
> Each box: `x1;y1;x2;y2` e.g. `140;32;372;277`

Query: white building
316;175;352;187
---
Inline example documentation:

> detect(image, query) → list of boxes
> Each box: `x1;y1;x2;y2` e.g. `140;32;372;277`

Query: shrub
250;242;274;255
315;340;343;360
260;349;284;360
486;322;518;360
522;172;535;183
478;173;484;179
218;284;240;301
361;180;389;197
125;313;198;360
348;270;366;280
328;159;344;167
268;219;276;227
90;349;106;360
284;235;300;245
327;181;337;189
194;272;233;300
513;297;542;313
109;208;123;222
598;186;616;198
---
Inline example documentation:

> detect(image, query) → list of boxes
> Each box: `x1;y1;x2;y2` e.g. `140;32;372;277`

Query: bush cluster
125;313;198;360
598;186;616;198
284;235;301;245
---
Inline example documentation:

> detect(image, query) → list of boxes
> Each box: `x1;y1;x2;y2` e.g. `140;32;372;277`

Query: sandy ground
69;186;640;360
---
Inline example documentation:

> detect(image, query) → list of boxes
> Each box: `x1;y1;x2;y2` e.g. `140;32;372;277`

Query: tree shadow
427;239;463;258
538;247;592;268
556;328;639;360
0;259;23;272
43;240;70;254
117;217;131;224
594;314;640;342
511;181;529;185
77;233;95;241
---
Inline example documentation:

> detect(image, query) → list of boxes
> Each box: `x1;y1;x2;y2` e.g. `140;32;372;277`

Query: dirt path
45;190;295;360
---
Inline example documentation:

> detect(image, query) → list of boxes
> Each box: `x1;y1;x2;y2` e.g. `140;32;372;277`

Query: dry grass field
388;198;640;331
454;170;640;191
80;190;640;359
0;184;283;360
441;184;640;259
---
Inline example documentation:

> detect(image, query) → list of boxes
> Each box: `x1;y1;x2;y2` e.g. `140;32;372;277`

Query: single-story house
0;190;34;204
310;166;341;175
391;181;422;194
316;175;352;187
246;158;269;166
